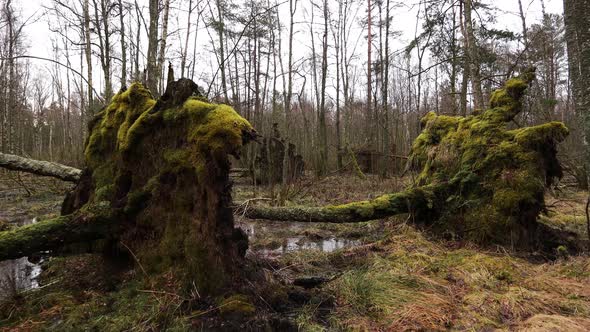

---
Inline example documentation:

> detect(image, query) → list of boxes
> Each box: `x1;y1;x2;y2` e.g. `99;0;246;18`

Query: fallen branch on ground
0;152;81;182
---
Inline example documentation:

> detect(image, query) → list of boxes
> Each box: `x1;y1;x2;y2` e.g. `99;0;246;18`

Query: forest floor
0;173;589;331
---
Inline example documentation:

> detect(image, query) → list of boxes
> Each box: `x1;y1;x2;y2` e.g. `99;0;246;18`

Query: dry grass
284;222;590;331
542;189;589;239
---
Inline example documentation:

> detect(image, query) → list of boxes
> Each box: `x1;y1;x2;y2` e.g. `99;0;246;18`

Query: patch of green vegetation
286;224;590;331
0;254;197;331
218;294;256;318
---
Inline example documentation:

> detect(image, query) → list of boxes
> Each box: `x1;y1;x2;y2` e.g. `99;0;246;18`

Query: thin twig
585;195;590;246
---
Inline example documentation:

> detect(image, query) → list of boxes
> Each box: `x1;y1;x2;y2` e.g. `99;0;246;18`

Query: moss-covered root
486;68;535;122
0;203;117;261
243;184;446;223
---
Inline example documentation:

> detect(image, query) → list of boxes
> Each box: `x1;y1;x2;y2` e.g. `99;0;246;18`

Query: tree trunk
118;0;127;87
318;0;328;175
156;0;170;95
367;0;373;146
0;204;116;261
564;0;590;174
214;0;228;102
146;0;159;95
84;0;93;109
246;71;576;251
180;0;193;78
464;0;485;110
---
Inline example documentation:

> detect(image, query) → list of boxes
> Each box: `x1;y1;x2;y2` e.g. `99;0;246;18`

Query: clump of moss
407;69;569;247
218;294;256;318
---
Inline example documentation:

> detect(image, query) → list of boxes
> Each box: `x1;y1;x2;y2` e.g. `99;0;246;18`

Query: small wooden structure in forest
254;123;304;184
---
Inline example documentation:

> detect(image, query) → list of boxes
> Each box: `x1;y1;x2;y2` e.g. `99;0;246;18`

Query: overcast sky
18;0;564;99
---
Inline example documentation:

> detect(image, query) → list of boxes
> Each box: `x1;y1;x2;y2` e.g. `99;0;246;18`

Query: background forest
0;0;584;186
2;0;590;330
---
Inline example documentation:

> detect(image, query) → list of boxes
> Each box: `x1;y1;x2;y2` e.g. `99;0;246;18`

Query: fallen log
0;152;81;182
0;203;117;261
243;184;446;223
0;78;258;295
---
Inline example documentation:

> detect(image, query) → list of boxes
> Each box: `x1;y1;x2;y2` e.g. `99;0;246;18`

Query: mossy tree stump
0;79;258;295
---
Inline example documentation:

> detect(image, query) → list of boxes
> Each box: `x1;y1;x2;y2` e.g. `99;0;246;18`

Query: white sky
18;0;564;100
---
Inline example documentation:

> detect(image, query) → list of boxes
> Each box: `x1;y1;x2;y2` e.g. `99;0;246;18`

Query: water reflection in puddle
0;218;43;301
239;221;360;255
267;236;360;254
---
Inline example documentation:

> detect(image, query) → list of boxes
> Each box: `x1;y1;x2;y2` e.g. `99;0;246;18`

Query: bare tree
146;0;160;94
118;0;127;87
463;0;484;110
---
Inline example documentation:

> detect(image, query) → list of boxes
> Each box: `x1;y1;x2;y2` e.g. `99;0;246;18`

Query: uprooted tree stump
0;79;258;295
246;70;582;251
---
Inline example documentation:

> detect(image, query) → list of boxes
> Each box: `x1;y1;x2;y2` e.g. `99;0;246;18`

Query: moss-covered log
249;69;574;250
0;152;81;182
0;78;257;295
244;184;446;223
0;203;117;261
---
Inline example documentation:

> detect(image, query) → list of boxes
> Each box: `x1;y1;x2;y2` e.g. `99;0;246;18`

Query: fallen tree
245;70;582;250
242;184;445;223
0;79;258;295
0;152;81;182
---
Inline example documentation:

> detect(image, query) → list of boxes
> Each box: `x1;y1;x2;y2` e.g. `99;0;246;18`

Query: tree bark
0;152;81;182
156;0;170;95
146;0;159;95
118;0;127;87
84;0;93;109
564;0;590;180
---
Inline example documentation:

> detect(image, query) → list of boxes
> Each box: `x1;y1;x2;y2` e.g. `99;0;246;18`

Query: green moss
218;294;256;317
511;122;569;148
95;184;115;201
